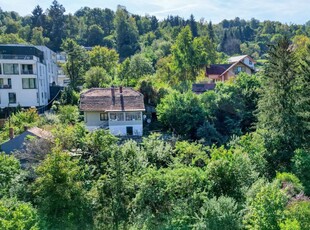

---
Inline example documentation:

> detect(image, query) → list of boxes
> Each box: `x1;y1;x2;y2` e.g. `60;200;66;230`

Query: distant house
80;87;145;136
0;127;53;154
206;55;256;82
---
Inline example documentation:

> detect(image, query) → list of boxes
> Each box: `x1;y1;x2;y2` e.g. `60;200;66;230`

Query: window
249;60;252;65
21;64;33;74
126;126;133;136
22;78;36;89
3;64;19;74
0;78;12;88
110;112;124;121
100;113;108;121
125;112;141;121
0;64;2;74
8;93;16;104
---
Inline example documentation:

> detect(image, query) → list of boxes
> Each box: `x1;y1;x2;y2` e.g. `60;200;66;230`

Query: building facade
0;44;57;109
206;55;256;82
56;52;70;87
80;87;145;136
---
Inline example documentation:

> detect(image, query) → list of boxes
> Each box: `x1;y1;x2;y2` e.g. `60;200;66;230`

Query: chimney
9;127;14;139
111;85;115;105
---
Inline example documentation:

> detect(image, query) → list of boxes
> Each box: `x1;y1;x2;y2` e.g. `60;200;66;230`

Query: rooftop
206;64;232;75
80;87;145;112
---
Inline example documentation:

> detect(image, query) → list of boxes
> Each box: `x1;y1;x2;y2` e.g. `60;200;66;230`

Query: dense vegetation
0;1;310;229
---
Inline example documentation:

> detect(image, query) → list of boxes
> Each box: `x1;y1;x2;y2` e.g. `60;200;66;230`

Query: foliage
174;141;208;167
33;150;92;229
257;37;304;173
141;133;174;168
132;167;209;229
157;91;206;139
292;149;310;195
59;87;80;105
114;7;140;59
206;146;258;201
57;105;79;125
0;197;38;230
61;38;88;90
84;66;112;88
0;153;20;198
282;201;310;230
88;45;119;76
243;179;288;230
194;196;242;230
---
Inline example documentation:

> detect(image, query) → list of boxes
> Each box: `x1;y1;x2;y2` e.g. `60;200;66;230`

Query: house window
0;64;2;74
100;113;108;121
3;64;19;74
8;93;16;104
110;112;124;121
126;126;133;136
0;78;12;88
21;64;34;74
249;60;252;65
125;112;141;121
22;78;36;89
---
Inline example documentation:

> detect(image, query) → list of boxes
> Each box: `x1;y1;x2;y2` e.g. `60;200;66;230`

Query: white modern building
0;44;57;109
56;52;70;86
80;87;145;136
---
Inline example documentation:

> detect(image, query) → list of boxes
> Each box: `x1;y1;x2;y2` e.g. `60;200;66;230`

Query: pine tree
257;37;303;174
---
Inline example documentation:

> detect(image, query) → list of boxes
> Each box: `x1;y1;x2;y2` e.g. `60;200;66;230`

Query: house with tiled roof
0;127;53;154
80;86;145;136
206;55;256;82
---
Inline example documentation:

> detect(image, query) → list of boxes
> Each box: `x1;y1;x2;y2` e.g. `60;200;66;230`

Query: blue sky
1;0;310;24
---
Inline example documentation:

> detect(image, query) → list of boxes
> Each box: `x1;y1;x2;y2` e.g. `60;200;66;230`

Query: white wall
84;111;144;136
0;53;50;108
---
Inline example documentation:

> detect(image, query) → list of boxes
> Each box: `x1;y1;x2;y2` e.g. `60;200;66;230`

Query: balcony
0;84;12;89
0;54;38;60
21;70;34;74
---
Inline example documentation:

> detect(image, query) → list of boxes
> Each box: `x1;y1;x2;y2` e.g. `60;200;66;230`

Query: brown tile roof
27;127;54;140
206;64;232;75
80;87;145;112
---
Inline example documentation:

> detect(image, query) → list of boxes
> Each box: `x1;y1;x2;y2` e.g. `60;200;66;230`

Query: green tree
30;27;49;45
86;24;104;46
257;37;303;173
243;179;288;230
33;150;92;229
157;91;206;139
114;6;140;59
84;66;112;88
292;149;310;195
88;46;119;76
194;196;242;230
0;153;20;198
61;38;88;90
0;198;38;230
46;0;66;50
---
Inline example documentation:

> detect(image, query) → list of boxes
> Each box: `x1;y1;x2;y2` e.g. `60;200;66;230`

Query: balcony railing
0;54;38;60
0;85;12;89
21;70;34;74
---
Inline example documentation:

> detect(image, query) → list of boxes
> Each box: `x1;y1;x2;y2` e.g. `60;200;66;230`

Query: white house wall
84;111;144;136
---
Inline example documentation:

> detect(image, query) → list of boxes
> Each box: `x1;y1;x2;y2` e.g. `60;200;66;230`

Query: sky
1;0;310;24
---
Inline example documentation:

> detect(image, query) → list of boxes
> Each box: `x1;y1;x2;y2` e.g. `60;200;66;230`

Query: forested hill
1;0;310;60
